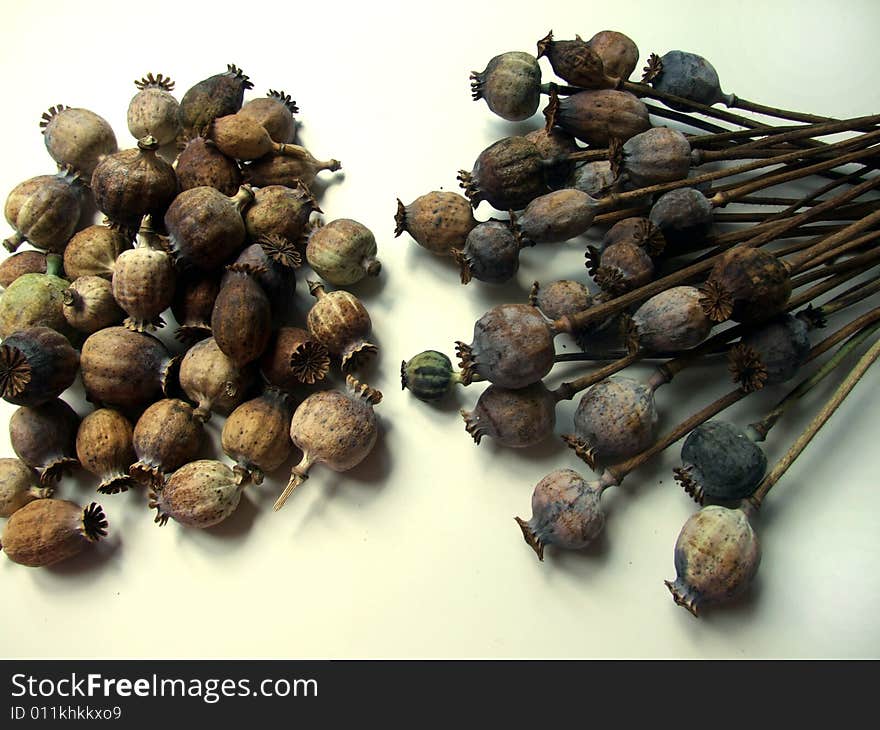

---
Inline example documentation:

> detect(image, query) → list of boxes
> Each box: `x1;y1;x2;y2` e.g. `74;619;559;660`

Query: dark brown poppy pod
470;51;542;122
80;327;176;410
536;31;619;89
40;105;118;179
10;398;80;484
274;375;382;511
593;240;654;295
179;337;253;421
517;188;599;243
649;188;714;248
586;30;640;81
602;216;666;256
665;504;761;616
0;254;74;341
0;326;79;406
178;64;253;141
211;112;308;161
130;399;204;486
617;127;693;188
63;224;132;280
1;499;107;567
568;161;615;197
260;326;330;390
149;460;243;528
75;408;136;494
545;88;651;147
164;184;254;271
4;169;83;253
211;263;272;367
306;219;381;286
457;136;550;211
701;247;791;325
128;73;180;146
0;251;47;289
525;127;578;188
174;136;242;197
170;269;221;343
730;314;810;392
240;90;298;144
461;381;557;448
222;388;294;485
223;237;299;301
394;192;477;256
454;220;523;285
306;281;377;371
62;275;125;333
245;182;319;252
243;145;342;189
0;458;51;517
626;285;711;353
529;279;593;320
91;136;179;233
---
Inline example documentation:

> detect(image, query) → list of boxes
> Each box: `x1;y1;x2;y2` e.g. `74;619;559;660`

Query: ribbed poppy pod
10;398;80;485
178;64;253;140
179;337;253;421
462;381;557;448
211;263;272;368
273;376;381;511
729;314;810;392
701;247;791;325
545;88;651;147
586;30;640;80
63;224;131;280
164;184;253;271
243;145;342;189
401;350;465;402
0;326;79;407
174;136;242;197
394;192;477;256
0;458;51;517
458;136;551;210
224;237;299;302
569;161;615;197
260;326;329;390
518;189;599;244
222;388;294;485
625;286;712;354
40;105;117;178
239;90;298;144
647;50;733;111
306;219;381;286
529;279;593;320
649;188;714;248
592;240;654;295
80;327;177;410
1;499;107;567
127;73;180;145
514;468;607;560
245;183;319;252
454;220;524;285
602;216;666;255
536;31;619;89
150;460;243;528
0;254;75;341
76;408;136;494
4;169;83;253
171;270;221;343
91;136;178;233
0;251;47;289
525;127;579;188
130;399;204;486
617;127;693;188
470;51;542;122
306;282;377;371
666;503;761;616
62;275;125;333
211;112;306;161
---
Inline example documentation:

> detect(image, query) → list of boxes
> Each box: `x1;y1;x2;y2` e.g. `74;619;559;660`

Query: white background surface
1;0;879;658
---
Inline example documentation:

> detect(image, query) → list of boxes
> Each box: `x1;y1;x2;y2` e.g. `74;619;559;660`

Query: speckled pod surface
150;460;242;529
0;259;74;341
459;136;549;211
0;251;47;288
548;89;650;147
222;389;294;485
76;408;136;494
471;51;542;122
211;265;272;367
243;146;340;189
531;279;593;320
394;192;477;256
702;247;791;324
456;220;521;284
112;245;176;332
239;91;298;144
537;32;618;89
306;219;381;287
9;398;80;485
518;189;598;243
0;458;50;518
175;137;242;197
620;127;692;188
62;275;125;334
3;172;82;254
260;326;329;390
244;183;318;252
127;74;180;146
587;30;639;80
40;106;118;179
63;225;131;280
179;337;253;421
178;65;252;141
306;283;377;371
630;285;711;352
131;399;203;486
462;382;557;447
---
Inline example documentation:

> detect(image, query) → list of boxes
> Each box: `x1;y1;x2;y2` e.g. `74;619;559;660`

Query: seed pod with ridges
0;254;75;341
626;286;711;353
530;280;593;321
178;64;253;141
211;263;272;367
666;504;760;616
649;188;714;248
62;275;124;334
602;217;666;256
0;458;51;517
701;247;791;325
10;399;80;485
306;282;377;371
0;251;47;289
149;460;242;528
130;399;204;487
525;127;578;188
4;169;83;253
568;161;615;197
222;388;294;485
730;314;811;391
40;105;118;178
174;137;242;197
0;326;79;407
518;189;598;243
243;146;342;189
586;30;640;81
470;51;542;122
458;136;549;210
223;237;299;301
537;31;619;89
80;327;176;410
462;382;556;448
306;219;381;286
171;269;221;343
514;469;606;560
394;192;477;256
617;127;693;188
260;326;329;390
594;240;654;295
650;51;733;111
128;73;180;145
245;182;319;252
76;408;136;494
545;88;650;147
274;375;381;510
240;90;298;144
179;337;253;421
211;112;308;161
63;225;131;280
401;350;465;402
165;185;253;271
454;220;523;285
1;499;107;567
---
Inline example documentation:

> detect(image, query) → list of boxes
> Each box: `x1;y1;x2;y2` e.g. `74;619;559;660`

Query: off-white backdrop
1;0;878;658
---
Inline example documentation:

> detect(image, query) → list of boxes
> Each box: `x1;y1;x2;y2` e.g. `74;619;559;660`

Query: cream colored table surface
2;0;879;658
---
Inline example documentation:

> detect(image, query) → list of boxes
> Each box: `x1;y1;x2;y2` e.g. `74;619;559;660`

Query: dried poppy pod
529;279;593;321
179;337;253;421
306;218;381;286
76;408;136;494
260;326;329;390
525;127;579;188
545;87;651;147
590;239;654;295
0;251;47;289
462;382;556;448
470;51;542;122
91;136;179;233
701;247;791;325
127;73;180;145
178;64;253;140
729;314;810;392
273;375;382;511
222;388;294;485
454;220;524;285
149;460;244;528
211;263;272;367
80;327;176;410
63;224;132;280
586;30;640;80
112;217;176;332
170;269;221;343
537;31;620;89
568;160;615;196
665;503;761;616
174;136;242;196
0;458;51;517
40;105;117;178
224;236;300;302
458;136;551;210
0;254;75;341
210;112;307;161
243;145;342;189
602;216;665;255
306;281;377;371
3;168;83;253
62;275;125;333
649;187;714;248
10;398;80;485
165;184;253;271
401;350;467;402
130;399;204;487
625;286;712;354
0;326;79;407
615;127;693;188
245;182;319;252
647;50;734;111
239;90;298;144
517;188;599;243
394;192;477;256
1;499;107;567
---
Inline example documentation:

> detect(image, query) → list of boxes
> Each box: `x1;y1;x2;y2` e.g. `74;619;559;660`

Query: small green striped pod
401;350;463;402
